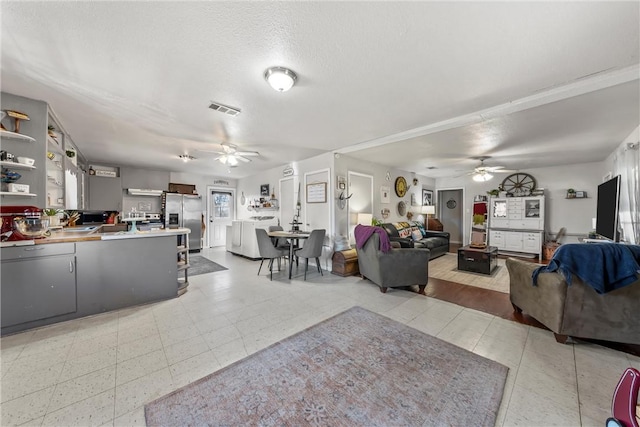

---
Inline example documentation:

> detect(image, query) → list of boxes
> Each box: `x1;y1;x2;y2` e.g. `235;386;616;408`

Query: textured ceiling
1;2;638;178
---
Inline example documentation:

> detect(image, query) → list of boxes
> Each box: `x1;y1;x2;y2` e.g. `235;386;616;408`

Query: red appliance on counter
0;205;43;241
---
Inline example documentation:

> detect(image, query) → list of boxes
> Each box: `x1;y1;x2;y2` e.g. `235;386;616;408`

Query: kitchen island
1;228;190;335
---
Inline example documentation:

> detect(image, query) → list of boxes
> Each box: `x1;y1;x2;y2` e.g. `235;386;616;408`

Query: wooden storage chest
331;249;359;277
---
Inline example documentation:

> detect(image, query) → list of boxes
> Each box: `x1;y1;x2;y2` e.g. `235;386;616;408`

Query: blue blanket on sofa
532;243;640;294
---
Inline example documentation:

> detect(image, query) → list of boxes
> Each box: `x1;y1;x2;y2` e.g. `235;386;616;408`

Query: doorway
207;188;234;247
437;188;464;245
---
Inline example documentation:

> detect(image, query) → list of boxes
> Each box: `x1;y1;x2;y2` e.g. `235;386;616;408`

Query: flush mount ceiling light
264;66;297;92
179;154;196;162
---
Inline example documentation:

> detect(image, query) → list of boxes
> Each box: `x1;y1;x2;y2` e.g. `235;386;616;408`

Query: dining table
267;230;310;279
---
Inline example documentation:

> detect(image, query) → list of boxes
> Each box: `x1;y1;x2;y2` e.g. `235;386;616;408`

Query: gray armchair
507;257;640;344
356;232;430;294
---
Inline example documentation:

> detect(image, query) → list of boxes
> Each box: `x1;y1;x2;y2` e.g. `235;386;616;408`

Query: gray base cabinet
1;236;178;335
1;246;77;328
76;237;177;315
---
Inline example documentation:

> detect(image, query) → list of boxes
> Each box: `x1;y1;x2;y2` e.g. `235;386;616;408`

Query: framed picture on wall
306;182;327;203
422;189;433;206
380;186;390;203
260;184;269;196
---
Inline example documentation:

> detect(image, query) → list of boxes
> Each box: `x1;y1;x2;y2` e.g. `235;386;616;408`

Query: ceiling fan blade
485;166;505;171
236;155;251;163
492;169;518;173
196;149;225;155
235;151;259;157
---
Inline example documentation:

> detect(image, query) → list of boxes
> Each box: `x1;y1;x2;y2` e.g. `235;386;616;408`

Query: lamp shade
357;213;373;225
264;67;297;92
420;205;435;215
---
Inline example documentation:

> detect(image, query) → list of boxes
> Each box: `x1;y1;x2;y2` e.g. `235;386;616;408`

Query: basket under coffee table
457;245;498;275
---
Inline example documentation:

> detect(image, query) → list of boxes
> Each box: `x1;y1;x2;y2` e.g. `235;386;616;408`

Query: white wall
436;162;605;244
334;154;436;240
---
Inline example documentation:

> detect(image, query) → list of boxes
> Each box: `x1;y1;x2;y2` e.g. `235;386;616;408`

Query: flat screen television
595;175;621;241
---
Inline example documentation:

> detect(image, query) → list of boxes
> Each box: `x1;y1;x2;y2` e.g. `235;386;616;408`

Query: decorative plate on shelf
394;176;408;197
397;201;407;216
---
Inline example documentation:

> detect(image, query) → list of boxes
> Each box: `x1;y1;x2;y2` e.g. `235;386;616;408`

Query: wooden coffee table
457;245;498;275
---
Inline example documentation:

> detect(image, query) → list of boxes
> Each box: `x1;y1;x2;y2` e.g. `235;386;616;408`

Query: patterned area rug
188;255;227;276
145;306;508;426
429;253;511;293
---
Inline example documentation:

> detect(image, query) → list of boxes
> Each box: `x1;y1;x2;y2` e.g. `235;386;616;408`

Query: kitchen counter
1;227;192;335
0;227;190;247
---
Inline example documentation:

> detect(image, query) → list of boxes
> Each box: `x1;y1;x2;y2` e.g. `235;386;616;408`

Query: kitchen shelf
176;231;189;296
0;191;37;197
47;158;63;170
0;129;35;143
0;161;36;170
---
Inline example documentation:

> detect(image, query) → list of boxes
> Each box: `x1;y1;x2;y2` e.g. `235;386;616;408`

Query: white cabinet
228;219;279;259
505;232;523;251
523;232;542;252
489;230;505;248
489;196;544;260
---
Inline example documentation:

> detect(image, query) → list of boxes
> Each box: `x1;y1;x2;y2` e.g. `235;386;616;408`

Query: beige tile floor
1;247;638;426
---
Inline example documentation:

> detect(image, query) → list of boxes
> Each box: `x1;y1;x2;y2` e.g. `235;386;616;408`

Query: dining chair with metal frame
256;229;288;280
294;229;326;280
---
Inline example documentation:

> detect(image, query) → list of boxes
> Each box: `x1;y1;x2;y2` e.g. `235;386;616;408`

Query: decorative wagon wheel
501;173;536;196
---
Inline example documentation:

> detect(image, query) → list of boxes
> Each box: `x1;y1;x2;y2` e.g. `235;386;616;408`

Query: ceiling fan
465;157;515;182
197;142;259;167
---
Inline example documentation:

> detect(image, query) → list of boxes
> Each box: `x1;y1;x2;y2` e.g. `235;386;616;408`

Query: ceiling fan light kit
473;172;493;182
264;66;297;92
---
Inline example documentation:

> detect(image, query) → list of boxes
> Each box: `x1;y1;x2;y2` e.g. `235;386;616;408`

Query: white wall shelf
0;129;35;143
0;161;36;170
0;192;37;197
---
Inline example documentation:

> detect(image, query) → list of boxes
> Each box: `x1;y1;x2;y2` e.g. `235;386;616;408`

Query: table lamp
421;205;435;230
357;213;373;226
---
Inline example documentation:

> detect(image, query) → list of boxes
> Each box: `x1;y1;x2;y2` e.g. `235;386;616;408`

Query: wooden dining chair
256;229;288;280
294;229;326;280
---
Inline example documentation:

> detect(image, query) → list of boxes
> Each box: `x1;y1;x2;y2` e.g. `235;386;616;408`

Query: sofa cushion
411;229;423;241
414;237;449;250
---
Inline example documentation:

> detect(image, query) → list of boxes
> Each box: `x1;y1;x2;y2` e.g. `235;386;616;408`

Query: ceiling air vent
208;101;241;116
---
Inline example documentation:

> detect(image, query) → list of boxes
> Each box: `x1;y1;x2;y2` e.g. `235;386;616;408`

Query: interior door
279;178;294;230
209;190;233;247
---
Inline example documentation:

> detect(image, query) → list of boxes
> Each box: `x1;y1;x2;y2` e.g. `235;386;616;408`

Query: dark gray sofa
356;232;430;294
380;221;450;259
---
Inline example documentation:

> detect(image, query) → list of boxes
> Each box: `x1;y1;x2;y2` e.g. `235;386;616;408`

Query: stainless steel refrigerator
163;193;202;252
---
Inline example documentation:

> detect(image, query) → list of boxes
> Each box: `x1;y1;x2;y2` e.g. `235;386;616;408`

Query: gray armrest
506;258;566;332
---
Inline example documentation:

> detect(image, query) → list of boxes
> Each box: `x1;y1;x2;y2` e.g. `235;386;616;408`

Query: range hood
127;189;164;196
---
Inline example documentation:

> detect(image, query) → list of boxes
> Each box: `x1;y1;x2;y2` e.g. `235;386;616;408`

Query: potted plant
567;188;576;199
487;189;500;197
43;208;64;227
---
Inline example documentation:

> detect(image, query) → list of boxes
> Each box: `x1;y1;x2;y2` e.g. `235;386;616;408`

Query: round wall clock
501;173;537;196
394;176;408;197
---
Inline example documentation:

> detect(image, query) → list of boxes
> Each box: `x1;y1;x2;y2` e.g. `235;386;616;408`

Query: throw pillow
411;229;423;241
398;228;412;238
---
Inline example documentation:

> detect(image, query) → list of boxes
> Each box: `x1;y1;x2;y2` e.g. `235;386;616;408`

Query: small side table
331;249;359;277
457;245;498;275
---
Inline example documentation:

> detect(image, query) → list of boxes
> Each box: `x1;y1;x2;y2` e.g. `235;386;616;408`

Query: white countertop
99;227;190;240
1;227;190;247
